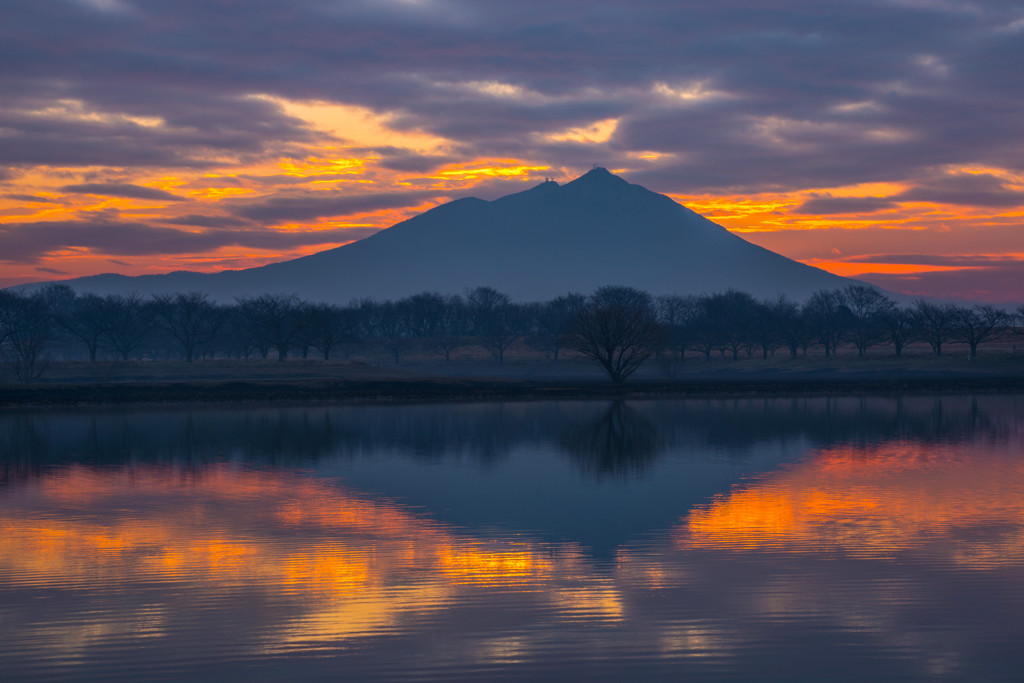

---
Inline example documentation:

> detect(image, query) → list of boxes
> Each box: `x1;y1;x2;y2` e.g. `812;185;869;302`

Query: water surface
2;396;1023;681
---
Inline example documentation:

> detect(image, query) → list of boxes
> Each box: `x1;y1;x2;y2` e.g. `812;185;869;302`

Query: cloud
229;190;443;223
794;195;898;214
0;219;378;262
159;214;254;228
858;264;1024;304
368;147;455;173
845;253;1024;267
61;183;186;201
4;0;1021;195
4;194;58;204
896;173;1024;207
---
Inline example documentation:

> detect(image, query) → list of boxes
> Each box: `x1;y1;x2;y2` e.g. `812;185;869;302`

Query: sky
1;0;1023;302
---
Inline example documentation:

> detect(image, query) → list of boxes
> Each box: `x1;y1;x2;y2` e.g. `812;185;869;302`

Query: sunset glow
2;1;1022;301
683;440;1024;568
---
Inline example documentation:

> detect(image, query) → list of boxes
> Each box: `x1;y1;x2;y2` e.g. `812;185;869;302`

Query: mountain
35;168;860;303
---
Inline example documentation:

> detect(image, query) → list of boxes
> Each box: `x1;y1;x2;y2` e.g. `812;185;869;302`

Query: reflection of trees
1;395;1022;484
561;402;663;477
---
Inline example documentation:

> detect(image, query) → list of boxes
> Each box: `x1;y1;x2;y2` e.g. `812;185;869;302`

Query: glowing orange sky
2;98;1023;301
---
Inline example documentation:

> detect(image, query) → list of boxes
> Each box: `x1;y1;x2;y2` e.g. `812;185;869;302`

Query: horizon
2;1;1023;303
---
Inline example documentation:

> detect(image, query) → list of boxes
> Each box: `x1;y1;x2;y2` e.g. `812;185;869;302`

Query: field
3;339;1024;407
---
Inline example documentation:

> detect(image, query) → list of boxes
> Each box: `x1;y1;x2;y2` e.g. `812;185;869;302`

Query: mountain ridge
18;168;862;303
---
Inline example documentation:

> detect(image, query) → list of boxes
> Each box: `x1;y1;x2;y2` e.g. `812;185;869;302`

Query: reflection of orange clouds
0;465;615;651
683;441;1024;568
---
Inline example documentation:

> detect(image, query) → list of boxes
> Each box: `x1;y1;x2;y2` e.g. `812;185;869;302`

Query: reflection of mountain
4;396;1021;558
4;435;1024;680
2;396;1018;483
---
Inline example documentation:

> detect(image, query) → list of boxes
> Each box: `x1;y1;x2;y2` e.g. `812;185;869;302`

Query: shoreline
4;374;1024;408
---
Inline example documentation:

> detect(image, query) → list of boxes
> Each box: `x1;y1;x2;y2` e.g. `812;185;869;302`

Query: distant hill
26;168;861;303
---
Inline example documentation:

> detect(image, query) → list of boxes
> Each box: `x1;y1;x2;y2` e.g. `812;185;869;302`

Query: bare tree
101;293;150;361
689;291;757;360
403;292;446;338
953;304;1011;359
435;294;468;362
912;300;958;356
150;292;225;362
36;284;106;362
879;306;914;357
302;303;352;361
0;290;56;381
656;294;698;361
751;296;792;359
843;285;895;357
467;287;520;362
529;293;586;361
803;289;850;357
235;294;303;361
770;297;805;358
567;286;663;384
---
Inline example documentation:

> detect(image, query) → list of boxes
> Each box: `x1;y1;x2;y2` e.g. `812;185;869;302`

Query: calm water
2;396;1024;681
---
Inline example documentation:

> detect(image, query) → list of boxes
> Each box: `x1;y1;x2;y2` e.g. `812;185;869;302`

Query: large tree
567;286;663;384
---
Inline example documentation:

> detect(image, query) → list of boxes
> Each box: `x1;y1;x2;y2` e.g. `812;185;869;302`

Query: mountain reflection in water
1;396;1023;681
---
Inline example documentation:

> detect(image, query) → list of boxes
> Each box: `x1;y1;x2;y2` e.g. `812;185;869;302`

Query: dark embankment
5;374;1024;408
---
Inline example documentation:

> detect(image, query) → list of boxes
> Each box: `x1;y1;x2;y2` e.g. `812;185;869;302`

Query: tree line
1;283;1022;383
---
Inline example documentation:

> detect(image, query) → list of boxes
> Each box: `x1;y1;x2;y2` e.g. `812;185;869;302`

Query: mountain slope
37;168;858;303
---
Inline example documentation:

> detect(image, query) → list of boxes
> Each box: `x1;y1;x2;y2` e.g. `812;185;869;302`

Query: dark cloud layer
61;183;186;201
850;253;1024;267
859;264;1024;304
795;195;898;214
0;219;378;262
2;0;1021;191
229;190;444;223
898;173;1024;207
794;173;1024;214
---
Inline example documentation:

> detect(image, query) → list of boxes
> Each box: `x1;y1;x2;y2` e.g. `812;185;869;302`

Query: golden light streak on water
684;441;1024;567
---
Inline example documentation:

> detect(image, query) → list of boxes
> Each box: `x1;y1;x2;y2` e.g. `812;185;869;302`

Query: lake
2;395;1023;681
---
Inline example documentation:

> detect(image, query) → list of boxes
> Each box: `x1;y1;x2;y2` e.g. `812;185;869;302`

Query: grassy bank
3;353;1024;407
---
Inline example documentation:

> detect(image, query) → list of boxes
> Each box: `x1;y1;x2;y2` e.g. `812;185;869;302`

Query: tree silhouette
150;291;224;362
952;304;1011;358
567;286;662;384
235;294;303;361
843;285;894;357
466;286;519;362
97;293;150;361
0;290;56;381
912;300;958;356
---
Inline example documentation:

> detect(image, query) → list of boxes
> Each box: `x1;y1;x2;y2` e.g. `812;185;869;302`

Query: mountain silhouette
41;168;857;302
